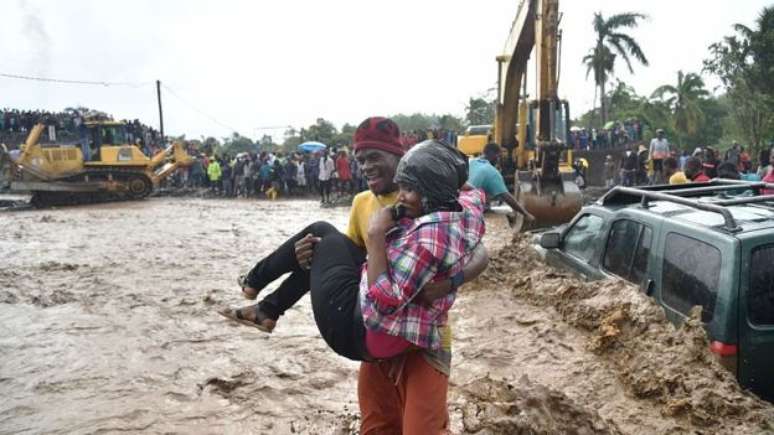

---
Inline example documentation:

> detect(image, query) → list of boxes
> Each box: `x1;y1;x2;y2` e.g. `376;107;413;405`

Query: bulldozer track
29;167;154;208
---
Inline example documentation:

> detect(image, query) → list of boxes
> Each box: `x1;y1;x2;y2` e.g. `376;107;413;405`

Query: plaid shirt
359;189;486;350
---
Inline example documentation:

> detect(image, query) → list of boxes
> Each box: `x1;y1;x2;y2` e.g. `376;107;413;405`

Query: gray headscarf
393;140;468;213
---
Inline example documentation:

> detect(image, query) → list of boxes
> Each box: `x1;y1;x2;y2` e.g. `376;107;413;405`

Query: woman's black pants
245;221;368;360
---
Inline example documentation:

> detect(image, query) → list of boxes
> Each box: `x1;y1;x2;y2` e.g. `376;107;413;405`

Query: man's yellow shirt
346;190;398;248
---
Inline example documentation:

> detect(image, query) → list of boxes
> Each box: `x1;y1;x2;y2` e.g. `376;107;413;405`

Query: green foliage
219;132;256;156
390;113;435;132
331;123;357;148
651;71;710;145
465;97;495;126
583;11;649;124
704;6;774;156
390;113;464;133
577;80;672;141
282;127;304;153
305;118;338;145
276;112;464;155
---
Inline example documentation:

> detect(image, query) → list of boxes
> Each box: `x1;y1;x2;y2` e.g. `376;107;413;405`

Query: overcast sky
0;0;768;141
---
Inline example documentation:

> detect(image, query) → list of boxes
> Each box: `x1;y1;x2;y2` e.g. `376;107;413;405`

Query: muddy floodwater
1;197;773;434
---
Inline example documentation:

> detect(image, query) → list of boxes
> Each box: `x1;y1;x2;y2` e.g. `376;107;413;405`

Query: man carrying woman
220;117;488;434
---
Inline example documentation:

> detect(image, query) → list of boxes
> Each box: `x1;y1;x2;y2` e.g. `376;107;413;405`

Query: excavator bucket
512;171;582;232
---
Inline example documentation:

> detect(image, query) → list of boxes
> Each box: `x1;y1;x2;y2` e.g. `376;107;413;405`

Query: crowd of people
569;118;643;151
177;148;367;204
0;108;164;150
602;129;774;188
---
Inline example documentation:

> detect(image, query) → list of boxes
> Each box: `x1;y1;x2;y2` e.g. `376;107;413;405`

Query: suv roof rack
599;179;774;233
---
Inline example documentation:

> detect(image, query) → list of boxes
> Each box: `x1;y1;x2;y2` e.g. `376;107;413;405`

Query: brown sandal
217;305;276;333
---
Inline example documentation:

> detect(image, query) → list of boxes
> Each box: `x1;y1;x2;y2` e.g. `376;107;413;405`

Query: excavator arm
493;0;581;230
494;0;536;152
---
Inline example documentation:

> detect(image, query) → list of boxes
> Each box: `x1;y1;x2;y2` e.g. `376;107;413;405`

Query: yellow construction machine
494;0;581;230
457;124;492;156
3;120;192;206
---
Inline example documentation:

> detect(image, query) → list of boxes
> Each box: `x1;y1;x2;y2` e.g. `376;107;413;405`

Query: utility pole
156;79;165;145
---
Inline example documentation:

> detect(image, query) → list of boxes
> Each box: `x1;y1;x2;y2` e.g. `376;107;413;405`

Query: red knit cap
352;117;404;156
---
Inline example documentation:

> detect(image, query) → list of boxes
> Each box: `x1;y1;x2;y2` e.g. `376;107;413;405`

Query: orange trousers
358;351;449;435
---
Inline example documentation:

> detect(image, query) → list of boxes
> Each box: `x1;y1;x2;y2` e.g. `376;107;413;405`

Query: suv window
749;245;774;326
662;233;721;322
563;214;604;262
603;219;652;283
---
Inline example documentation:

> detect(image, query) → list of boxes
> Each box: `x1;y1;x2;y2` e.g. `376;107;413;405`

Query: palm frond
593;12;605;35
733;23;754;40
651;85;678;100
607;38;634;73
604;12;648;31
608;32;649;66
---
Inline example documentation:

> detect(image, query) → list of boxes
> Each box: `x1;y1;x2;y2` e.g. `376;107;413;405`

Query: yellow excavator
2;120;192;206
494;0;581;229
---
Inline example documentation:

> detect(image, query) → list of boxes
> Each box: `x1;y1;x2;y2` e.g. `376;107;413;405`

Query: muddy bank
2;197;772;434
456;375;623;434
460;234;774;433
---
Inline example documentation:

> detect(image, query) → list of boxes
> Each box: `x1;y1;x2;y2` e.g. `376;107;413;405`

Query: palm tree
583;12;649;125
651;71;709;144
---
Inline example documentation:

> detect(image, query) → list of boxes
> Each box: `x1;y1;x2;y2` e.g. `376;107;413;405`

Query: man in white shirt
649;129;670;184
317;149;336;203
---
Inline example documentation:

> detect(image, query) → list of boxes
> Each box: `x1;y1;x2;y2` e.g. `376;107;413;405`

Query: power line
0;72;151;88
255;125;292;130
1;71;262;136
160;84;241;134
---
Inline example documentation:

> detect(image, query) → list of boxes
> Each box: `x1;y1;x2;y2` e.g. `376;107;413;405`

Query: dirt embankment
457;234;774;434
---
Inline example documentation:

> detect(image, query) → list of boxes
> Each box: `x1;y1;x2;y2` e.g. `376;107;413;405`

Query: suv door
602;219;653;287
546;213;606;279
656;232;726;325
738;243;774;401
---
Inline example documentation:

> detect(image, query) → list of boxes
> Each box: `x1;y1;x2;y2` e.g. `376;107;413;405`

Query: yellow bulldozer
2;120;192;206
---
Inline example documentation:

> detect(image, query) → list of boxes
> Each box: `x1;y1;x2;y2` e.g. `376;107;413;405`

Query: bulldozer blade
515;178;582;232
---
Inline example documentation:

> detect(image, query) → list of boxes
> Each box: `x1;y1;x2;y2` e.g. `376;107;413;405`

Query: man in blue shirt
468;143;535;222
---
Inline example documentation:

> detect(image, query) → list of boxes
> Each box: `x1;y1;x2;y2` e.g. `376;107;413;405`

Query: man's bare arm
418;243;489;305
499;192;535;221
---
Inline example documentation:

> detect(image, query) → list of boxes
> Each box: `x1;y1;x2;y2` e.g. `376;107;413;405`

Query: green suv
534;180;774;401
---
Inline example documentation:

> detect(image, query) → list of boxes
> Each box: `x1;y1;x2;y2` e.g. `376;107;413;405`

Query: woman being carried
219;140;485;360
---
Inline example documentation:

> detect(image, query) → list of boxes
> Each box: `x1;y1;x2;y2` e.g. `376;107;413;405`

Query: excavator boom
494;0;581;230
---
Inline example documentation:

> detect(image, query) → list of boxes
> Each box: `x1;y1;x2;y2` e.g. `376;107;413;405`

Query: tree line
579;6;774;158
